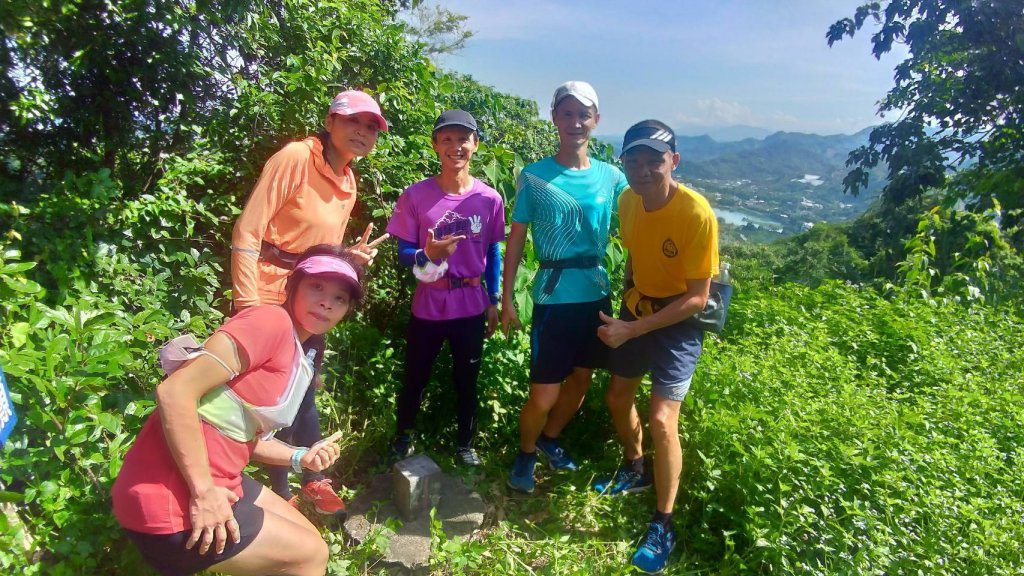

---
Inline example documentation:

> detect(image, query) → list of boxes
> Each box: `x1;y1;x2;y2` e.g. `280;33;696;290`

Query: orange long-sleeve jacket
231;136;357;307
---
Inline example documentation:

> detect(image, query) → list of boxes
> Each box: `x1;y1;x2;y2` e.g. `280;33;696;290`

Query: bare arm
252;434;340;472
501;222;528;334
598;277;711;348
155;331;245;554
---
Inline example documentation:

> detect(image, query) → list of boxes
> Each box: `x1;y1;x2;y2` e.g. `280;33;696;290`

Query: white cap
550;81;599;112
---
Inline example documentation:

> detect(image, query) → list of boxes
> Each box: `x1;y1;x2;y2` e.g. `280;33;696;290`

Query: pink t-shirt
386;177;505;320
111;306;297;534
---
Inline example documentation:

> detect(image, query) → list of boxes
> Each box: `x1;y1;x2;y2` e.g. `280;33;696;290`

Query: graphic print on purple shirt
386;177;505;321
434;210;476;239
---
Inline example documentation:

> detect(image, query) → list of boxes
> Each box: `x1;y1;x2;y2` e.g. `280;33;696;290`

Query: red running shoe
301;479;347;518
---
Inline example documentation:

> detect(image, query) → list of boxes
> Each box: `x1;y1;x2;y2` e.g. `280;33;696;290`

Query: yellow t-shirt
619;183;719;314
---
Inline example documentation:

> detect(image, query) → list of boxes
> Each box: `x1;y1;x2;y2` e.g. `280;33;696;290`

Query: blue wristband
291;448;308;473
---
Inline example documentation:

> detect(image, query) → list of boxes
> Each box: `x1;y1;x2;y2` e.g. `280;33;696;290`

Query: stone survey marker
343;455;486;573
393;454;441;520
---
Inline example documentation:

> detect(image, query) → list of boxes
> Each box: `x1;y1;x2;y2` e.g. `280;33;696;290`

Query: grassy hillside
321;280;1024;575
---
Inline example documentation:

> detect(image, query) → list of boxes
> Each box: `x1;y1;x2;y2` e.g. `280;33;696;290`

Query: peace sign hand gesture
349;223;390;266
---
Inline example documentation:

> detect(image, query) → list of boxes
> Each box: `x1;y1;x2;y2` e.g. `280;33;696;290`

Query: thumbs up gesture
596;310;635;349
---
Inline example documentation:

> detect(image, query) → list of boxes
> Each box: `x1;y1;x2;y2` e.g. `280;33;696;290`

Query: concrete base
343;469;486;574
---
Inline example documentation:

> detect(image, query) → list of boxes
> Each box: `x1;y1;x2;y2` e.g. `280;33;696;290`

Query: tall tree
401;2;474;56
0;0;255;195
828;0;1024;228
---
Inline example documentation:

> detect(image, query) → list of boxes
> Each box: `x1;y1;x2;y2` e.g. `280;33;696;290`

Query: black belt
259;241;302;269
424;276;482;289
538;256;600;295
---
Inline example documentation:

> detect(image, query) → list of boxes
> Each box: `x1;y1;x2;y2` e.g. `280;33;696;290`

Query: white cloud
673;99;802;129
437;0;612;42
675;98;753;127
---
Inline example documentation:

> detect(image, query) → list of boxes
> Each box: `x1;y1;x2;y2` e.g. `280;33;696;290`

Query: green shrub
683;282;1024;574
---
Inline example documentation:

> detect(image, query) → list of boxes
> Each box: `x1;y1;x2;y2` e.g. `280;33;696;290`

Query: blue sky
429;0;908;137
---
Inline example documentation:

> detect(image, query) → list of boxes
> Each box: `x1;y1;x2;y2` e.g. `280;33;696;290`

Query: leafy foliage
401;1;474;56
894;203;1022;304
2;1;1024;574
828;0;1024;235
0;0;256;193
684;282;1024;574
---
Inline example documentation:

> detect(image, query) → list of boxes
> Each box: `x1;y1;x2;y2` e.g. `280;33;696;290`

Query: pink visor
327;90;389;132
294;255;362;297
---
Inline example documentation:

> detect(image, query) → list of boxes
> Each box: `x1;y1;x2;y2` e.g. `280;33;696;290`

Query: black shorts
124;475;266;576
530;296;612;384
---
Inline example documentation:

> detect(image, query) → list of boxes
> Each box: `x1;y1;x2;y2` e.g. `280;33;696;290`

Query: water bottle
716;262;731;285
713;262;734;329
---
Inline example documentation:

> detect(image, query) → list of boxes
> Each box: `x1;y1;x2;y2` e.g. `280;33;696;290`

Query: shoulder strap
195;348;239;380
160;334;239;380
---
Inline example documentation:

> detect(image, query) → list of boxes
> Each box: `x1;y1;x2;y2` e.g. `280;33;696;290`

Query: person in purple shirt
385;110;505;466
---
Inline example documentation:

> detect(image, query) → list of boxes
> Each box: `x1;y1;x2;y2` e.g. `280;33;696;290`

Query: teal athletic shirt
511;156;628;305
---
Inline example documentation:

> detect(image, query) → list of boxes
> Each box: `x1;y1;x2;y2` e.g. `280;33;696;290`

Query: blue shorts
530;296;612;384
608;302;704;402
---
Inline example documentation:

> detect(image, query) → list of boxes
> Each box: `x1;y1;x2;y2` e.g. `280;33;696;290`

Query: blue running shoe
507;452;537;493
535;436;578;471
592;468;652;495
631;521;677;573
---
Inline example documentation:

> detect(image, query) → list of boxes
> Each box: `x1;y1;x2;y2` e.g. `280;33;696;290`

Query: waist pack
538;255;601;295
159;332;313;442
259;240;302;269
685;281;733;333
634;280;734;334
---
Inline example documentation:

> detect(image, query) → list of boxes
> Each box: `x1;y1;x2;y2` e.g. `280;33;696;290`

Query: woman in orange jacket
230;90;388;517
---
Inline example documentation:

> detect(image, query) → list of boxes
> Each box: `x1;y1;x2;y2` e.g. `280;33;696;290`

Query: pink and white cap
327;90;389;132
294;255;363;298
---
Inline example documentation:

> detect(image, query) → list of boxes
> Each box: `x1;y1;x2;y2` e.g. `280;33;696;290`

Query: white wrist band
291;448;308;473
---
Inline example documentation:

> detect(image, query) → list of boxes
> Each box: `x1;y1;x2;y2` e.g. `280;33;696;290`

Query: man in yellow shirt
595;119;719;573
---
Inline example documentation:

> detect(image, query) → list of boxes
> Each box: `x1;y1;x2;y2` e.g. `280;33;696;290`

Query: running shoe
456;447;482;466
535;435;578;471
386;435;414;465
506;451;537;493
592;468;652;495
300;479;347;519
631;521;677;573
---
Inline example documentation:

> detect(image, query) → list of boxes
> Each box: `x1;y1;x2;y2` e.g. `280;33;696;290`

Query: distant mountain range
678;124;775;142
597;127;886;235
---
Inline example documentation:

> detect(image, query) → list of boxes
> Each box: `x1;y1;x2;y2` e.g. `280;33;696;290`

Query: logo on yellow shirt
662;238;678;258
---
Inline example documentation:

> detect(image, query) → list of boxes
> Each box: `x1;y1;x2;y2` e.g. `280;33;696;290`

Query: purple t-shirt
387;177;505;320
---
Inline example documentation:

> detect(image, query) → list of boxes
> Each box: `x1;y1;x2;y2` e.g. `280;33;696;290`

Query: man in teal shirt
502;81;628;493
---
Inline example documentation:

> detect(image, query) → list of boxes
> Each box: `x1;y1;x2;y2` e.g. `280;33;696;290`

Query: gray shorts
607;302;704;402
